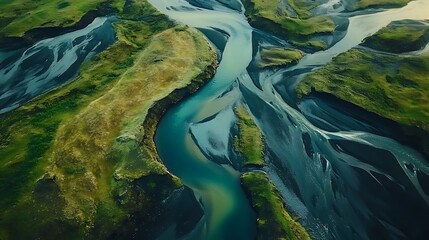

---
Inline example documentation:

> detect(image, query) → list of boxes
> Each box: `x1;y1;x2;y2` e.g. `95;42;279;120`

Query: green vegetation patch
287;0;326;19
233;105;265;167
0;0;218;238
296;48;429;131
291;39;328;51
47;25;216;229
345;0;411;11
233;105;311;238
362;20;429;53
259;47;304;69
242;0;335;50
241;171;310;240
0;0;126;39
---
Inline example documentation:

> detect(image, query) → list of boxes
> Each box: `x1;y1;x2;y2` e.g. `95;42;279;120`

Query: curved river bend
150;0;256;239
151;0;429;239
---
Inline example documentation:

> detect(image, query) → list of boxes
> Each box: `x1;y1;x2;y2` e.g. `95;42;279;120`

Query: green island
241;171;311;240
0;0;217;238
258;47;305;69
296;20;429;132
233;105;310;239
344;0;411;11
233;105;265;167
241;0;416;51
362;20;429;53
241;0;335;51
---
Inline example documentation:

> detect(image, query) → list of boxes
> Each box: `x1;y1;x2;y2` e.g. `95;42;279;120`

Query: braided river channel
150;0;429;239
1;0;428;239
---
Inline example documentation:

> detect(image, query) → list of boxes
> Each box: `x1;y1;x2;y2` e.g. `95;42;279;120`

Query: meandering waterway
151;0;429;239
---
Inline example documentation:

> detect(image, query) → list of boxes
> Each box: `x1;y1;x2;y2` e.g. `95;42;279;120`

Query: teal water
151;1;257;238
151;0;429;239
2;0;428;238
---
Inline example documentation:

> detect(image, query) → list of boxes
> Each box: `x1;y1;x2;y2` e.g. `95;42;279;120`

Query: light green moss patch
287;0;325;19
241;171;311;240
259;47;304;69
242;0;335;50
234;105;265;167
0;0;218;238
346;0;411;11
0;0;126;38
291;39;328;51
362;20;429;53
47;26;216;227
297;48;429;131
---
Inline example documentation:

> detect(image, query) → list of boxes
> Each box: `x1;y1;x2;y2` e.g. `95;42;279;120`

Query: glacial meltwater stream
0;0;427;239
151;0;429;239
150;1;256;239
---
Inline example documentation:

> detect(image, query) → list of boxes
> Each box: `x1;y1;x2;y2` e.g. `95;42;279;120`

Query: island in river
234;104;310;240
296;19;429;154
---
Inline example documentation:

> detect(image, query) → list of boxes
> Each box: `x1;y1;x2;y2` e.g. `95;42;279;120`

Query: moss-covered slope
241;0;335;51
0;1;218;238
47;25;217;230
233;105;310;239
297;21;429;132
258;47;305;69
362;20;429;53
241;171;311;240
233;105;265;167
344;0;411;11
0;0;124;40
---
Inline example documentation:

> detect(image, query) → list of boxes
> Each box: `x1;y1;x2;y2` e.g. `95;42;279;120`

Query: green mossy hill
241;171;311;240
0;1;218;238
46;25;216;230
296;48;429;132
242;0;335;51
259;47;305;69
233;106;310;238
344;0;411;11
0;0;125;40
362;20;429;53
233;105;265;168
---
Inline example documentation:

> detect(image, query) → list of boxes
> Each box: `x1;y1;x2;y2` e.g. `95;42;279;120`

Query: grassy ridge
0;0;124;39
241;0;335;51
362;20;429;53
233;105;310;239
297;48;429;131
241;171;311;240
234;105;265;167
48;25;217;228
0;0;170;216
259;47;304;69
0;0;218;238
287;0;325;19
345;0;411;11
